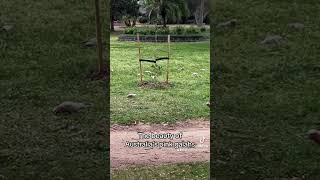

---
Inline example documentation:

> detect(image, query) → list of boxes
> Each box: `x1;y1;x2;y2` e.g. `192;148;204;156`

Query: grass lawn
1;0;109;179
212;0;320;178
110;29;210;178
112;162;210;180
110;33;210;124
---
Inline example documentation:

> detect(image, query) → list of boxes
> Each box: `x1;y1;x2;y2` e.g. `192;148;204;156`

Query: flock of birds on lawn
52;18;318;145
3;20;317;146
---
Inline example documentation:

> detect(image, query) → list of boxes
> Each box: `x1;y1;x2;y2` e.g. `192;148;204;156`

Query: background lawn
110;33;210;124
212;0;320;178
3;0;319;179
1;0;109;179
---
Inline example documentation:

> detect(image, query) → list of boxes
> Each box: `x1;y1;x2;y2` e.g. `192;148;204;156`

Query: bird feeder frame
137;33;171;84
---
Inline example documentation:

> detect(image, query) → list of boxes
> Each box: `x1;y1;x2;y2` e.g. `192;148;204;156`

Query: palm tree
143;0;189;27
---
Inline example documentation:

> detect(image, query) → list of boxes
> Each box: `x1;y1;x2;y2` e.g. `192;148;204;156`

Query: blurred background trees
111;0;210;30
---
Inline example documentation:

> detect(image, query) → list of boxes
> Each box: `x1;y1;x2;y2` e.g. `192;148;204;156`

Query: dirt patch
111;118;210;170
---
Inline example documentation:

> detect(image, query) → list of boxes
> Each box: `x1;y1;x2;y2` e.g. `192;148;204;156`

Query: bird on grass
306;129;320;144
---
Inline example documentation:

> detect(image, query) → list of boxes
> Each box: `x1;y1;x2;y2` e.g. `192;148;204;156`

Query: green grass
112;162;209;180
0;0;109;179
111;33;210;124
110;29;210;179
4;0;319;179
212;0;320;178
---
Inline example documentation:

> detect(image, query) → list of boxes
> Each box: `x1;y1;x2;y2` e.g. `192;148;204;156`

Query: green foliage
200;26;207;32
138;16;149;24
111;0;139;20
145;27;157;35
124;27;138;34
124;26;204;35
143;0;189;26
185;26;200;34
172;26;185;35
156;27;170;35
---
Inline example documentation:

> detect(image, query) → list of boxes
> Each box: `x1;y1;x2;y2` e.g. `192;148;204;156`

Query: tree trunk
160;7;167;27
124;18;136;27
132;18;136;27
195;0;205;27
95;0;105;73
124;19;131;27
111;15;115;31
200;0;204;25
162;15;166;27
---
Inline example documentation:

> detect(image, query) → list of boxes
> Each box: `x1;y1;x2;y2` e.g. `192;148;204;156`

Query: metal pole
95;0;104;74
137;34;143;83
166;35;170;83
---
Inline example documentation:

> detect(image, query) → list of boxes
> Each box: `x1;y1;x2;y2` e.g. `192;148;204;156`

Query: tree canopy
111;0;139;30
141;0;189;27
110;0;209;30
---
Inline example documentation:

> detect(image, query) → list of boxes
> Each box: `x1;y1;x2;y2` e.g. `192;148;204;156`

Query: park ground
212;0;320;178
1;0;211;179
1;0;109;179
110;29;210;124
111;119;210;179
1;0;320;179
112;0;320;178
110;22;210;179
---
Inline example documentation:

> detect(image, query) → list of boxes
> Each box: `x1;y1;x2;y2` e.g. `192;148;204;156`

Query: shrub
123;26;204;35
185;26;200;34
135;27;157;35
172;26;185;35
138;16;148;24
200;27;207;32
137;27;148;35
146;27;156;35
156;27;170;35
124;27;137;35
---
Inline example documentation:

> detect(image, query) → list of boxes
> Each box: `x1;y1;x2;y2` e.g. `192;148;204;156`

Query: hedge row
118;34;209;42
124;26;208;35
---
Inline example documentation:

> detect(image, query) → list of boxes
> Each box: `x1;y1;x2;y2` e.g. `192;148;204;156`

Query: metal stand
137;34;171;84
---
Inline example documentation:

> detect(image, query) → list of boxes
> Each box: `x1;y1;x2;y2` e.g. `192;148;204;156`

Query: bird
53;101;92;114
306;129;320;144
217;19;237;28
206;101;211;107
127;93;137;98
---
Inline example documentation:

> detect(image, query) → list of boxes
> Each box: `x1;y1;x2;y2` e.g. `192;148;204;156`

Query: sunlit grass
112;162;210;180
111;34;210;124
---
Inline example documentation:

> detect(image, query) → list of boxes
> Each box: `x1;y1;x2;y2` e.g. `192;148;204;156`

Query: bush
146;27;156;35
123;26;204;35
185;26;200;34
136;27;155;35
124;27;137;35
172;26;185;35
137;27;148;35
200;27;207;32
156;27;170;35
138;16;148;24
